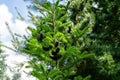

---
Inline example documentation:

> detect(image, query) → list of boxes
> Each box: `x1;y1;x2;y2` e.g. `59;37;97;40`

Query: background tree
68;0;120;80
0;42;10;80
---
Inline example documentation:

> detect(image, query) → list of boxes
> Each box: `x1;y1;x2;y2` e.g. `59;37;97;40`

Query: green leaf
43;2;52;10
41;24;52;32
35;3;51;14
54;32;68;43
59;13;68;21
48;68;64;79
38;75;46;80
55;0;60;7
61;22;71;27
25;65;31;68
27;26;36;32
77;52;94;60
38;63;48;77
54;75;63;80
83;75;91;80
66;46;80;56
74;76;83;80
79;26;89;36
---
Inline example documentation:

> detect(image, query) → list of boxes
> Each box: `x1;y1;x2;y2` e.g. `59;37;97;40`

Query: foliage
22;0;120;80
24;0;47;11
0;24;24;80
0;42;10;80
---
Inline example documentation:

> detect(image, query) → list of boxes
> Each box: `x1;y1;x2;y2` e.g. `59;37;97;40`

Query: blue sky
0;0;28;20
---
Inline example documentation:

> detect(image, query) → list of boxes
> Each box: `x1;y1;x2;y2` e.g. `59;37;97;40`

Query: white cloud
0;4;29;41
0;4;28;54
0;4;27;60
0;4;36;80
0;4;13;22
14;19;28;35
0;4;12;41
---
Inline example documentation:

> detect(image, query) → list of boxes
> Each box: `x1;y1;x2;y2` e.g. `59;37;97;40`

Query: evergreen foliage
22;0;120;80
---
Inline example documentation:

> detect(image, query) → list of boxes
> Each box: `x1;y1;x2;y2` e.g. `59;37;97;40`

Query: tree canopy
5;0;120;80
